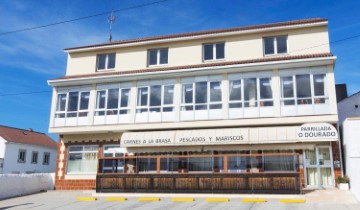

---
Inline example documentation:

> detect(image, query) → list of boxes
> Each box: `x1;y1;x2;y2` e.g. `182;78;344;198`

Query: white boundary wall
342;118;360;202
0;173;54;200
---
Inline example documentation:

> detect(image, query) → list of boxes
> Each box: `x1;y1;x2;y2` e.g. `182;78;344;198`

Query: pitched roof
0;125;57;149
65;18;328;51
52;53;334;81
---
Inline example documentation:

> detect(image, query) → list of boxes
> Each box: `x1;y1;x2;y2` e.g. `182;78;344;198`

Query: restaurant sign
297;123;338;141
121;128;248;147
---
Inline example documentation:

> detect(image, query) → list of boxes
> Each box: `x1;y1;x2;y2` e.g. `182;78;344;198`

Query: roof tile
0;125;57;149
65;18;327;51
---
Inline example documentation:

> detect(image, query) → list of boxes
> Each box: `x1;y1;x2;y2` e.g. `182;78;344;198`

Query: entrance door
304;146;334;188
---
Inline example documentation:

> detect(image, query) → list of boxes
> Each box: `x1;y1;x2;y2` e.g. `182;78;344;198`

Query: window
229;76;273;108
95;87;131;116
136;84;174;113
203;43;225;61
43;152;50;165
148;48;168;66
181;79;222;111
102;145;126;173
281;73;327;106
18;149;26;163
31;151;38;164
67;146;98;173
263;35;287;55
97;53;116;71
55;90;90;119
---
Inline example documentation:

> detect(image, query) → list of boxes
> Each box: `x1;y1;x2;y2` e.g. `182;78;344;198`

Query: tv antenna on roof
108;10;116;42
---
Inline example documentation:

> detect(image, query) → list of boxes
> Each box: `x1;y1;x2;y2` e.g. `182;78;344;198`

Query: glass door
304;146;334;188
318;147;333;187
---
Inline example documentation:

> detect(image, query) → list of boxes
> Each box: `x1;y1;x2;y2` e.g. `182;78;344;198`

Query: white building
338;91;360;201
0;125;57;174
48;18;341;193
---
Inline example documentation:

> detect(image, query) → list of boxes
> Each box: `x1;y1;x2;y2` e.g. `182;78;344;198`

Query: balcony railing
96;153;302;194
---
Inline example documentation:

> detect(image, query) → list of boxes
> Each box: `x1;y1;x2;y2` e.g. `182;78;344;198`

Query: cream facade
48;18;341;191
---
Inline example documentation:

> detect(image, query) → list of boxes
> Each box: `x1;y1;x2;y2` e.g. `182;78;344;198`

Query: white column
129;81;137;124
49;87;58;128
174;77;181;122
272;69;281;117
326;64;338;115
87;84;96;125
222;73;229;119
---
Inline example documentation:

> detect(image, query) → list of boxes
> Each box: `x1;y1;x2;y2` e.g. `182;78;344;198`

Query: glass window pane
182;84;193;103
150;85;162;106
96;91;106;109
148;50;158;65
264;37;274;55
79;92;90;110
229;103;242;108
159;49;168;64
195;81;207;104
163;107;173;112
163;85;174;105
229;80;241;101
210;81;221;102
120;89;130;108
204;44;213;60
67;92;79;111
97;54;106;70
210;104;222;109
244;78;257;106
107;89;119;109
260;78;272;99
137;87;148;106
195;105;207;110
216;43;225;59
56;94;67;111
296;75;311;98
313;74;325;96
107;53;116;69
277;36;287;54
281;77;294;98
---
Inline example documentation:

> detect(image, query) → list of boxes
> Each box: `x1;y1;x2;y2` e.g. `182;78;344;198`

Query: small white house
0;125;57;174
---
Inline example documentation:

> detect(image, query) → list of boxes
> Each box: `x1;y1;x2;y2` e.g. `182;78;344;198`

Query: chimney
28;128;33;132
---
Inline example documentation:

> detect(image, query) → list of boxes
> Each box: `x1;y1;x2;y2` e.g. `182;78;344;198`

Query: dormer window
263;35;287;55
148;48;168;66
97;53;116;71
203;43;225;61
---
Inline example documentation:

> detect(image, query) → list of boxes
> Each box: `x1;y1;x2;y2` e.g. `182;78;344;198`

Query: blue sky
0;0;359;140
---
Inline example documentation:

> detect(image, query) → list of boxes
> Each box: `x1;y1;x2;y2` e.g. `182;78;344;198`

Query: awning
120;123;338;148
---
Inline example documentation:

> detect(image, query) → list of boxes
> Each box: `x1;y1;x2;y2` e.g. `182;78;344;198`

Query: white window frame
43;152;50;165
228;74;274;108
147;48;168;66
18;149;26;163
279;66;330;116
31;151;38;164
136;83;175;114
203;42;225;61
54;88;90;120
67;145;98;174
181;79;222;111
280;69;328;106
96;53;116;71
263;35;288;56
94;87;131;117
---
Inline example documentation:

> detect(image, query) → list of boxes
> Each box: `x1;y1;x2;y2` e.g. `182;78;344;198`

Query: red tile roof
0;125;57;149
52;53;333;81
65;18;328;51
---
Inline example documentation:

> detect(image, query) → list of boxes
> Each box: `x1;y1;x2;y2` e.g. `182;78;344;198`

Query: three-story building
49;18;340;193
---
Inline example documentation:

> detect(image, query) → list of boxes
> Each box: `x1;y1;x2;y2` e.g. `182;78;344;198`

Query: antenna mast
108;10;116;42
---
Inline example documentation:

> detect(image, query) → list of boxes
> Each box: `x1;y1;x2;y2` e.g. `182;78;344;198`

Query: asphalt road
0;190;359;210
